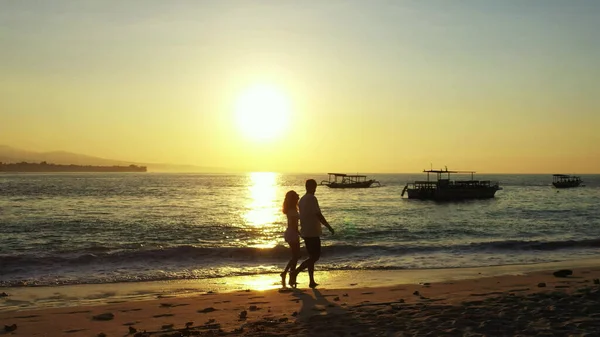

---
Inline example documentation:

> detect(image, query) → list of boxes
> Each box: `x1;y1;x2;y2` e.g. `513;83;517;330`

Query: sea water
1;172;599;287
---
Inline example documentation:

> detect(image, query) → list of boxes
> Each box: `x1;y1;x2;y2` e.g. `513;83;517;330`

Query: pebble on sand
553;269;573;278
4;324;17;332
92;313;115;321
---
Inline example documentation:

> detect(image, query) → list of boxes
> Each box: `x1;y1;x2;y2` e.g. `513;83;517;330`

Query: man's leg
306;237;321;288
289;237;320;287
307;263;315;285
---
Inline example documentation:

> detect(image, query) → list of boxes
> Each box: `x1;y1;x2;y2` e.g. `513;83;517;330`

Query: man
289;179;334;288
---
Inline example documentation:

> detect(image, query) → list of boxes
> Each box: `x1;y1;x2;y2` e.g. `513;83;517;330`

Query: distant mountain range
0;145;222;173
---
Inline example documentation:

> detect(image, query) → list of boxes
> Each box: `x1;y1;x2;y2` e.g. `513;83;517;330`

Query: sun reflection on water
243;172;280;248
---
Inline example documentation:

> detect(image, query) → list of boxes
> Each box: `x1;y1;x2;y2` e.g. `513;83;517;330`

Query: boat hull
552;182;581;188
325;180;375;189
406;187;499;200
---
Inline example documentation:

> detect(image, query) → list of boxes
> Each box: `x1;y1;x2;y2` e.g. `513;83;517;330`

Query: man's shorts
303;237;321;260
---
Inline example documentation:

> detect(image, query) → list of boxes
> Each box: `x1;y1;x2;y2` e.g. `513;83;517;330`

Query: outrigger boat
552;174;583;188
320;173;381;189
401;168;501;200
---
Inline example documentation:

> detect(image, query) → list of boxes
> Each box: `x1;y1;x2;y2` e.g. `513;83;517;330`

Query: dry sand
3;263;600;336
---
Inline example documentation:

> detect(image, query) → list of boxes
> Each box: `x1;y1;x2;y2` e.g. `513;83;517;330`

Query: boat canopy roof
553;174;578;177
423;169;475;174
326;173;367;177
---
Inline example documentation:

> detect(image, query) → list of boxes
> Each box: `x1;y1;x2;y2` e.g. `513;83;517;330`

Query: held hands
328;226;335;235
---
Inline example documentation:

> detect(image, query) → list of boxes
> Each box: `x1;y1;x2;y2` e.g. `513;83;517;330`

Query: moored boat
401;168;501;200
320;173;381;189
552;174;583;188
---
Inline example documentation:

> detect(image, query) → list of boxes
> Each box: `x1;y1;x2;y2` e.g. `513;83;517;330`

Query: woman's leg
282;240;301;273
288;240;300;273
281;240;301;286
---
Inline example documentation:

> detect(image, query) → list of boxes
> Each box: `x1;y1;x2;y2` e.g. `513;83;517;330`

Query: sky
1;0;599;173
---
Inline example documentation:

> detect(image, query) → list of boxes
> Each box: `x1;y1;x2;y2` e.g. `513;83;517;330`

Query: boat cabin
402;168;501;200
552;174;582;188
325;173;368;184
320;173;381;188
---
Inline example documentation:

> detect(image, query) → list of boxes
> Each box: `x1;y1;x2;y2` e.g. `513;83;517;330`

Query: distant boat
552;174;583;188
320;173;381;189
401;168;501;200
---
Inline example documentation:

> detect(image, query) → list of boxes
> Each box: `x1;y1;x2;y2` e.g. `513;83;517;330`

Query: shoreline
3;257;600;313
2;259;600;336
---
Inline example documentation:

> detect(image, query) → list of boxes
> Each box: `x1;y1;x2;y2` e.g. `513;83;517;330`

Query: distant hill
0;145;222;173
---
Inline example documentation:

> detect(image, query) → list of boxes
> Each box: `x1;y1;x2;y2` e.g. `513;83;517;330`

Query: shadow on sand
291;288;366;336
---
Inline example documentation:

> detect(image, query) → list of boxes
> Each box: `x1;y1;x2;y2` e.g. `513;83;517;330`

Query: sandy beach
3;260;600;337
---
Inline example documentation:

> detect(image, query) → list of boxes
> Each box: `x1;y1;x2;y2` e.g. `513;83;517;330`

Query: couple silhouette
280;179;335;289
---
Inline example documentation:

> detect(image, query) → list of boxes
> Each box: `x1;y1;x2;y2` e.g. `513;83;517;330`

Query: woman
281;190;301;287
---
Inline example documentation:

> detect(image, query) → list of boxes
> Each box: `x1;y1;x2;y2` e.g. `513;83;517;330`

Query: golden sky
1;1;599;173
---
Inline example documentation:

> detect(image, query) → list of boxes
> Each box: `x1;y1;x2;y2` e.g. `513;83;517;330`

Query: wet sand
3;261;600;336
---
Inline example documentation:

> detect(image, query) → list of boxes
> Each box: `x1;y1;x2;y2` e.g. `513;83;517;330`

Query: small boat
401;168;501;200
552;174;583;188
320;173;381;189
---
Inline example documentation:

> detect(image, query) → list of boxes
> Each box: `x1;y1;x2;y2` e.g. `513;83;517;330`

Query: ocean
1;172;599;288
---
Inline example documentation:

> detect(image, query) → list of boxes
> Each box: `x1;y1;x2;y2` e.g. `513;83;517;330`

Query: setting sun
234;85;291;141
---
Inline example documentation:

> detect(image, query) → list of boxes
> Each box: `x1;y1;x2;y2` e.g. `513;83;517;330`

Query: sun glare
238;274;280;291
243;172;278;227
234;85;291;141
